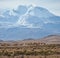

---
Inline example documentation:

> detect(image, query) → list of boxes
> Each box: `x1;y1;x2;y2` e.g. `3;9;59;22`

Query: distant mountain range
0;35;60;44
0;5;60;40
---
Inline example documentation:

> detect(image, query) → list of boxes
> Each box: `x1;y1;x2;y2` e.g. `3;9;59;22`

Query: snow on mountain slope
0;5;60;40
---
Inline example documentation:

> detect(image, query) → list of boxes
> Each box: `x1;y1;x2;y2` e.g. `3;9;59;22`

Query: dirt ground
0;55;60;58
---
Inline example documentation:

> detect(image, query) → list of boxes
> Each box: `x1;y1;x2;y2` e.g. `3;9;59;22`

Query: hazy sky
0;0;60;16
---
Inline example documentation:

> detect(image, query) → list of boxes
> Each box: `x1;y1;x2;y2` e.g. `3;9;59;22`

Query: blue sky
0;0;60;16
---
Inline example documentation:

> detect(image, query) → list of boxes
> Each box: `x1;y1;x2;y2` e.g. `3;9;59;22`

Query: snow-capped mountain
0;5;60;40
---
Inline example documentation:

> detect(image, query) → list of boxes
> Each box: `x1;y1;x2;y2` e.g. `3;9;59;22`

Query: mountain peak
0;5;60;40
